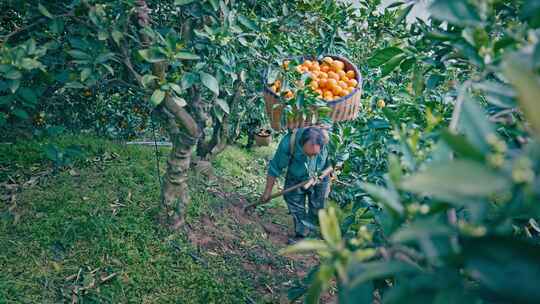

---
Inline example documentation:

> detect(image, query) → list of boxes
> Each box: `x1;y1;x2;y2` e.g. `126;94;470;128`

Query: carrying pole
244;167;333;211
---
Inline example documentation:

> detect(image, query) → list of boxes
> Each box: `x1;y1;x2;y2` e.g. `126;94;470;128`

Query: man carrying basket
260;126;332;243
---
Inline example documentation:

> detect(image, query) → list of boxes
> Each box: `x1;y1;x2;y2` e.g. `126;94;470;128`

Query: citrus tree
0;0;362;229
0;0;270;228
285;1;540;303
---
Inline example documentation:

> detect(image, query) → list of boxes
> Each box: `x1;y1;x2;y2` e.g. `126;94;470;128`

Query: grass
0;134;312;303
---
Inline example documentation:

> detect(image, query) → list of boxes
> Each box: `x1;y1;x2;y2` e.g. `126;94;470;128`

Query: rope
150;112;162;186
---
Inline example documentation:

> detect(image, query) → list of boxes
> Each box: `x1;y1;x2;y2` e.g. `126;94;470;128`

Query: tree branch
0;12;73;44
120;44;143;84
135;0;199;139
163;95;201;139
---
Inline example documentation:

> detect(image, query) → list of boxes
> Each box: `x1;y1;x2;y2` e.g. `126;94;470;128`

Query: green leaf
386;1;406;9
473;81;516;109
502;52;540;137
360;182;404;215
458;92;497;153
238;37;249;47
237;14;258;31
520;0;540;28
101;64;114;76
49;18;64;34
462;236;540;303
0;94;14;105
534;43;540;69
338;280;372;304
388;154;403;184
279;240;328;255
199;72;219;95
141;74;158;88
287;285;308;303
172;95;187;107
26;38;37;54
391;219;454;243
9;79;20;93
430;0;482;27
348;261;418;288
138;49;166;63
174;52;200;60
305;264;334;304
67;50;91;60
95;52;116;64
4;69;22;80
213;106;224;123
38;3;53;18
394;3;413;25
181;72;198;89
400;159;511;204
169;83;182;95
215;98;229;114
239;70;246;82
426;74;444;90
21;58;45;70
150;89;165;106
209;0;219;11
54;70;69;83
97;31;108;41
0;65;11;73
17;88;37;104
12;108;29;119
174;0;196;5
380;53;406;77
64;82;85;89
454;40;483;67
440;130;485;162
112;30;123;45
367;47;403;68
80;68;92;82
400;57;416;73
319;207;341;247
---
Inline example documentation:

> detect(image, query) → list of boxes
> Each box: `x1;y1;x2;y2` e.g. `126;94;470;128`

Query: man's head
300;127;326;157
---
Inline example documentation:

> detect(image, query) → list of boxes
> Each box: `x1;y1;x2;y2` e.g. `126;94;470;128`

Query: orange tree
284;1;540;303
0;0;359;228
0;0;270;228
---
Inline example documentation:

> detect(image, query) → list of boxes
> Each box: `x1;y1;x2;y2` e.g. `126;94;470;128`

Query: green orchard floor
0;135;322;303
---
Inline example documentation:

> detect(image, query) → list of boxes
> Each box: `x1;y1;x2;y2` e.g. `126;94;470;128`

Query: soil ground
0;135;333;303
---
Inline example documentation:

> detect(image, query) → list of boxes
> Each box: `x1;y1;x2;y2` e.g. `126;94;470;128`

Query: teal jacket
268;128;329;182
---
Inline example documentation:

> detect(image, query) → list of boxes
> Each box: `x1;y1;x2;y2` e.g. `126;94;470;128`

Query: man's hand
261;175;277;203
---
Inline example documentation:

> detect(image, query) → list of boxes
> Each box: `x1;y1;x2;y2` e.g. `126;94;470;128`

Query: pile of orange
270;57;358;102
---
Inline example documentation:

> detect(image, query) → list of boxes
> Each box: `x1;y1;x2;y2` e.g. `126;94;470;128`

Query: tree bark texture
158;107;196;228
137;0;201;229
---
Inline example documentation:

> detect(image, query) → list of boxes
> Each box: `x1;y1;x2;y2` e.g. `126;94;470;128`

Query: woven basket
263;55;363;130
254;133;272;146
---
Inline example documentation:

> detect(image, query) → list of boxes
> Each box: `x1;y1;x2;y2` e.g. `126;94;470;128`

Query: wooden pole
244;167;333;211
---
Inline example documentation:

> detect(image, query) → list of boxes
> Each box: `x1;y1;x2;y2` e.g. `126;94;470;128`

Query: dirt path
185;187;332;303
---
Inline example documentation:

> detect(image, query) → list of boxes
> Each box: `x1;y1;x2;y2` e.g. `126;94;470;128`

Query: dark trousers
283;175;329;235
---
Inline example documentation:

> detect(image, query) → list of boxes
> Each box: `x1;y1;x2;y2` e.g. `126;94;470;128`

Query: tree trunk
135;0;201;229
158;97;201;229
